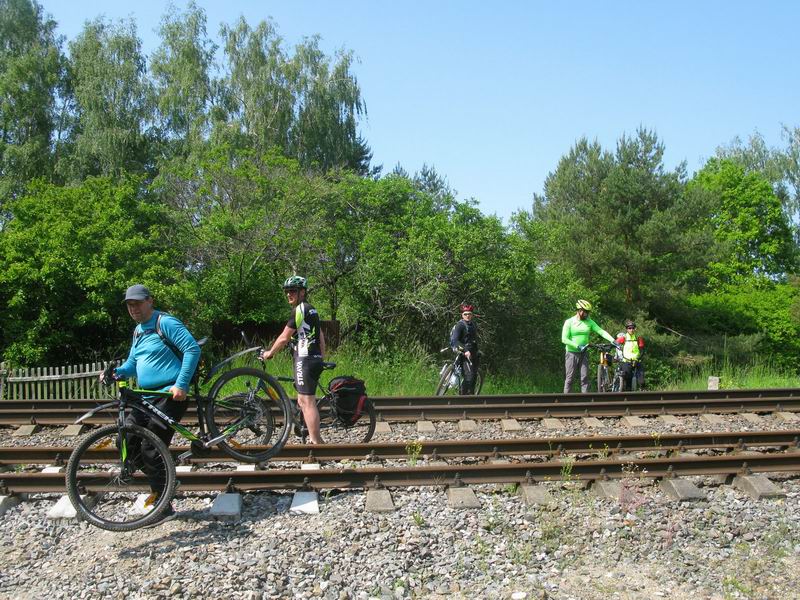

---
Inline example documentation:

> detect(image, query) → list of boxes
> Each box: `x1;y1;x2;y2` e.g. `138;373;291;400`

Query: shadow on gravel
115;523;244;559
115;492;291;558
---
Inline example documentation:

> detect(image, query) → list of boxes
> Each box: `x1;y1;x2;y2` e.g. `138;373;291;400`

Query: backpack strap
155;313;184;363
133;313;184;363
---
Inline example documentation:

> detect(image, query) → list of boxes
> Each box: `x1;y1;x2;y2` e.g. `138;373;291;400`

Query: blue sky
40;1;800;222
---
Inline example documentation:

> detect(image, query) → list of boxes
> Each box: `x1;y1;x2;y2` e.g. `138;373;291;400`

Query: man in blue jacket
112;284;201;517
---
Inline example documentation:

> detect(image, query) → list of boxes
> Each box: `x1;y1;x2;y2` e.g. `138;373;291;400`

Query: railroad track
3;395;800;425
2;430;799;464
2;452;799;494
3;387;799;410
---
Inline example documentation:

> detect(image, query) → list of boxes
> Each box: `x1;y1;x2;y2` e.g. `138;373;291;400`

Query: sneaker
160;504;177;521
143;504;177;528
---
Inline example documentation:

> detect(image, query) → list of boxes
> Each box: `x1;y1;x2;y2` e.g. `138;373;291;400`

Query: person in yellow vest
615;320;645;390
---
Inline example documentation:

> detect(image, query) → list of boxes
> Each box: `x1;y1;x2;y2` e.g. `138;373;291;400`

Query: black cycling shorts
294;356;323;394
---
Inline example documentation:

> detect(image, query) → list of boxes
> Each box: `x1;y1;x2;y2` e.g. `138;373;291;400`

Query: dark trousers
124;397;188;495
618;361;644;389
458;354;480;395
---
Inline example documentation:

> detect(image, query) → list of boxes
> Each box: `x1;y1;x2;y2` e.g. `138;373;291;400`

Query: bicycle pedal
190;440;213;457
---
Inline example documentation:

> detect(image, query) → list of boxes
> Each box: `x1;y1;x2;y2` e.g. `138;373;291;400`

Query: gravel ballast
1;477;799;598
1;417;799;599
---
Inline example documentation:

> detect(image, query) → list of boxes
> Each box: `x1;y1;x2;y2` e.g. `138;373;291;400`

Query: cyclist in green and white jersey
261;276;326;444
562;299;617;393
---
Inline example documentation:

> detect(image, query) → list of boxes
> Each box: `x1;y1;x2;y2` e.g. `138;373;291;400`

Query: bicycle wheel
474;370;484;395
435;362;455;395
612;372;626;393
207;367;291;463
597;365;610;393
66;423;176;532
318;396;377;443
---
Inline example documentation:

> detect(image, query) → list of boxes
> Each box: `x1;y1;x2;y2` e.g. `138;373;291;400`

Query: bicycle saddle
322;361;337;370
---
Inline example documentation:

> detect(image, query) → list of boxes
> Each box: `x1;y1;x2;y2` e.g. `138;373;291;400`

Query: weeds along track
3;390;800;425
3;430;800;465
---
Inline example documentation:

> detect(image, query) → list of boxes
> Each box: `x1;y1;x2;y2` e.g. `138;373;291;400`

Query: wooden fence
0;362;112;401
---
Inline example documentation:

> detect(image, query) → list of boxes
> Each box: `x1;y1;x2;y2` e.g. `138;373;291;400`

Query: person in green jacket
562;300;617;393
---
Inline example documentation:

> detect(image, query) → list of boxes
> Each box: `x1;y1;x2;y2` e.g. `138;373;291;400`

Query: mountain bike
591;342;635;392
66;343;291;531
273;361;377;444
435;348;483;395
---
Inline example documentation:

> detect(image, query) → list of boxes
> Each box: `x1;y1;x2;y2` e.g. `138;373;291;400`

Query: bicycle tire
474;370;484;395
316;396;377;443
66;423;176;532
597;365;610;393
435;362;455;395
612;372;625;393
207;367;291;463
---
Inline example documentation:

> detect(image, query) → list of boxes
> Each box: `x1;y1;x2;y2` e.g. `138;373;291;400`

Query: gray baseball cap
123;284;151;302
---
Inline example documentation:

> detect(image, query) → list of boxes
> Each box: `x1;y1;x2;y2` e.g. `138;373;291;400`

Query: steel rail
375;397;800;421
2;452;799;494
3;387;799;411
3;396;800;425
2;430;799;465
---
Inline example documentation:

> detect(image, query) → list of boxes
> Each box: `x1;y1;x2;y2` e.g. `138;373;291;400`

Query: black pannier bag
328;376;367;425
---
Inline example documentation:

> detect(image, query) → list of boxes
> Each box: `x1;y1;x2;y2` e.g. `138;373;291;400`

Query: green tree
218;17;371;173
531;128;701;314
59;17;153;180
340;174;521;363
687;280;800;370
413;163;457;212
150;1;216;159
717;126;800;242
690;158;797;284
154;145;304;327
0;177;177;365
0;0;64;208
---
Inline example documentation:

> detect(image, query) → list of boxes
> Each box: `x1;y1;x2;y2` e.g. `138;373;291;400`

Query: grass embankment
224;345;797;396
661;360;798;391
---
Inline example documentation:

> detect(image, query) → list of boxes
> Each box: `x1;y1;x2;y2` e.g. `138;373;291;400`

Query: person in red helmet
449;304;480;394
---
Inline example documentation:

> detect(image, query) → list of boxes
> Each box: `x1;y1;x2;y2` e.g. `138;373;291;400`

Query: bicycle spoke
66;424;175;531
207;368;290;462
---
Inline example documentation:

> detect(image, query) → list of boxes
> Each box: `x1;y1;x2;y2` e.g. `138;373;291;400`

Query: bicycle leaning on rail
270;359;377;444
65;344;292;531
435;348;483;395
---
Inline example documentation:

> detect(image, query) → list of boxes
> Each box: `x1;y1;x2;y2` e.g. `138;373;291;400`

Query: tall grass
214;343;442;396
662;358;798;391
209;344;797;396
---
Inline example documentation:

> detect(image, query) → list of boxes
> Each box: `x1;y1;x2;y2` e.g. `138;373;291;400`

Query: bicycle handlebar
99;358;124;387
441;346;476;365
582;342;621;353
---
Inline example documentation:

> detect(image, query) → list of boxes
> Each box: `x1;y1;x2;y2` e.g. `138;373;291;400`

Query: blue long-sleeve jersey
115;311;200;392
